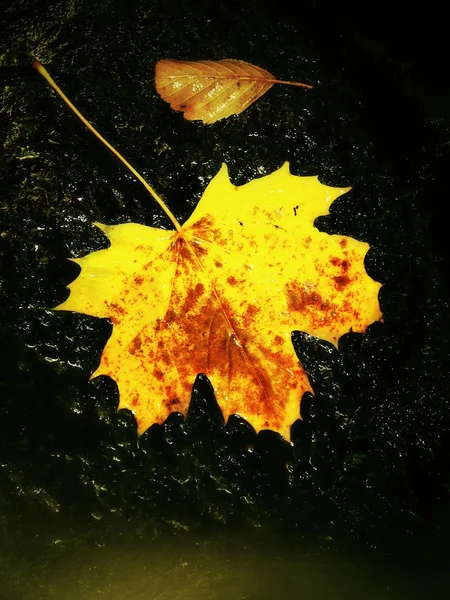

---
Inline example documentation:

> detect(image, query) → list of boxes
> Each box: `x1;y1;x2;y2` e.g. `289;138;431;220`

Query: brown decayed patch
193;243;208;256
330;257;350;272
219;335;231;352
227;275;238;285
166;397;180;406
134;275;144;285
129;334;143;354
285;281;324;312
164;309;177;323
155;282;285;424
154;368;164;381
109;302;126;315
211;233;227;247
342;299;361;322
155;338;173;371
181;282;205;315
285;282;337;333
339;239;348;248
195;215;214;228
333;275;351;291
245;304;260;321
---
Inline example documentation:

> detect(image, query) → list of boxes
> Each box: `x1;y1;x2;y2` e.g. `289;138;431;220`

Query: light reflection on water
1;514;449;600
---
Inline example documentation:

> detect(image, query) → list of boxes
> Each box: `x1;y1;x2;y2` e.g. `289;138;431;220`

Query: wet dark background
1;0;450;592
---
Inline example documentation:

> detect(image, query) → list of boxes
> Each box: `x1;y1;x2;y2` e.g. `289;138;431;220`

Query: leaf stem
32;61;182;233
271;79;313;89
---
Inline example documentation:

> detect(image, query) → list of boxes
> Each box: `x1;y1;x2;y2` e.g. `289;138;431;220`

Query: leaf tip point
52;302;68;312
92;222;108;232
217;162;232;183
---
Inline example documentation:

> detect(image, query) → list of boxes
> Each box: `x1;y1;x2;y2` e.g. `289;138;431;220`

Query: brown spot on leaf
129;334;142;355
330;257;350;272
286;281;323;312
154;369;164;381
193;215;214;230
181;282;205;314
285;282;334;333
245;304;260;321
194;244;208;256
215;236;228;247
110;302;126;315
165;309;177;323
333;275;350;291
227;275;238;285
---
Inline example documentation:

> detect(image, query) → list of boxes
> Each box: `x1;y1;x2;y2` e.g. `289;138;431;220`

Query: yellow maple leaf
34;62;382;442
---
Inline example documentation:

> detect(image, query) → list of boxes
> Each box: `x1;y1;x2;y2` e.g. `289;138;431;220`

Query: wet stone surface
1;0;450;551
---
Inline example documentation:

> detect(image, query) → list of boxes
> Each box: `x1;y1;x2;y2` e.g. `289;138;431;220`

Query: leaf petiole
32;60;182;233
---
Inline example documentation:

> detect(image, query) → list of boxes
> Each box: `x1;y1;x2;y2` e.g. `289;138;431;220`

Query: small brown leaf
155;58;313;124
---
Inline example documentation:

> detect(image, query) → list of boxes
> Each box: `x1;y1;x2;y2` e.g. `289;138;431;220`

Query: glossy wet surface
2;2;450;597
2;513;450;600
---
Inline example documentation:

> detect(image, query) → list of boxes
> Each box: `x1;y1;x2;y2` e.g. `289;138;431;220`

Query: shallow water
2;512;450;600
